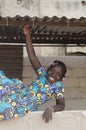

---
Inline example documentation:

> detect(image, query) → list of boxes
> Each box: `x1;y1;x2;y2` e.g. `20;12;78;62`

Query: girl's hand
42;107;53;123
23;25;29;35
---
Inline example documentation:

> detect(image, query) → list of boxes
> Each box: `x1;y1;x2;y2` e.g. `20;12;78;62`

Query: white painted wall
0;0;39;17
0;0;86;18
23;46;86;57
0;111;86;130
40;0;86;18
67;47;86;54
23;46;66;57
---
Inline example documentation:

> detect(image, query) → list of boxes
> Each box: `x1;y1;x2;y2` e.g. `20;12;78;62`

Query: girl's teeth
49;77;54;81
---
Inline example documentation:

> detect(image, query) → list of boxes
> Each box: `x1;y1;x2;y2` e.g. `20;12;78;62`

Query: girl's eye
55;74;60;77
54;73;62;78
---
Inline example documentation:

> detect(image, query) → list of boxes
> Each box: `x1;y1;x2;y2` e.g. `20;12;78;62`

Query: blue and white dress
0;66;64;122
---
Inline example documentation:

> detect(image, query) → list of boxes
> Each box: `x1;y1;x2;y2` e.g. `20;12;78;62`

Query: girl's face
46;66;63;84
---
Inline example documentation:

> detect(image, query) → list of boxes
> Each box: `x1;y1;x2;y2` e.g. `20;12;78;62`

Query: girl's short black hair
47;60;67;78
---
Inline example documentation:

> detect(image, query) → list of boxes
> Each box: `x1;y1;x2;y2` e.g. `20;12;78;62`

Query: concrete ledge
0;111;86;130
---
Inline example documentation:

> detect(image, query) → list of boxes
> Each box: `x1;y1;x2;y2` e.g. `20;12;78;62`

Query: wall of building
0;0;86;18
23;56;86;110
1;111;86;130
23;46;86;57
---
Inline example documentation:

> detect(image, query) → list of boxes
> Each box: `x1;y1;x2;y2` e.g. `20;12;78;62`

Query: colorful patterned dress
0;66;64;122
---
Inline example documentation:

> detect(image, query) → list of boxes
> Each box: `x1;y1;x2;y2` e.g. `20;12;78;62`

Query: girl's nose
52;73;56;77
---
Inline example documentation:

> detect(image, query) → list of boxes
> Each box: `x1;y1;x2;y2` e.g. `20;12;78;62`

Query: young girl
0;25;67;123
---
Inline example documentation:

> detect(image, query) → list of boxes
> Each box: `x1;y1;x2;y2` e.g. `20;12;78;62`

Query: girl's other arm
42;98;65;123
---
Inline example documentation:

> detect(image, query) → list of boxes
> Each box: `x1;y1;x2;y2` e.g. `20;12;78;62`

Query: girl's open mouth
49;76;54;81
48;76;55;83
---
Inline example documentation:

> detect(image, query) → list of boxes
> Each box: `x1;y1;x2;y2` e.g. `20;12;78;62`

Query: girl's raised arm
23;25;42;71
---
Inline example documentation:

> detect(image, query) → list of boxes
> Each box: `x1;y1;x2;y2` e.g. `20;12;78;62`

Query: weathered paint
0;0;86;18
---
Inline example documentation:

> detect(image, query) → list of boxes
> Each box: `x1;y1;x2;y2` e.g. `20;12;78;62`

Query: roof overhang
0;16;86;46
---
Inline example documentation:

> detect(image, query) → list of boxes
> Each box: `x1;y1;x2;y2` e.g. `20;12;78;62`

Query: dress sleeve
36;66;46;77
54;82;64;99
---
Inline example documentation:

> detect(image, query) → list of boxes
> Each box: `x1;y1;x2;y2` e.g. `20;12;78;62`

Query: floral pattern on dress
0;66;64;122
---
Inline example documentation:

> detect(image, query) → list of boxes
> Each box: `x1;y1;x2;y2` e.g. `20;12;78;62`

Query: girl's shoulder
36;66;46;76
55;81;64;88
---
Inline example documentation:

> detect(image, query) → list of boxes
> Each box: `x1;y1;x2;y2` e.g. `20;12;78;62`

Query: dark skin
23;25;65;123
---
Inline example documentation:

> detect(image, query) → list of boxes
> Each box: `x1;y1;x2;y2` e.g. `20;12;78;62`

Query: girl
0;25;67;123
